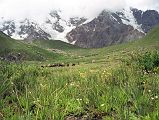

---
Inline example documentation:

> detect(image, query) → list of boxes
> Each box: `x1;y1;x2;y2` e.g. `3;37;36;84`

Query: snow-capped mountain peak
66;8;159;48
0;8;159;48
0;10;87;42
117;8;144;32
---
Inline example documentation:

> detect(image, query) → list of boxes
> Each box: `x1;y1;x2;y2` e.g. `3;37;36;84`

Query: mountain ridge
67;8;159;48
0;7;159;48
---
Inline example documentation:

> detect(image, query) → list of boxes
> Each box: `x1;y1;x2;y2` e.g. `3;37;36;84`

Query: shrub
137;51;159;73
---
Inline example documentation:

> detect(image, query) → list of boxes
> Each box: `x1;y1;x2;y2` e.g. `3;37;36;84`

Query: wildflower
151;97;155;100
100;104;105;107
11;82;14;85
33;99;40;103
70;82;75;86
69;82;80;87
155;96;158;99
101;70;112;80
76;98;82;101
148;90;151;93
80;72;86;78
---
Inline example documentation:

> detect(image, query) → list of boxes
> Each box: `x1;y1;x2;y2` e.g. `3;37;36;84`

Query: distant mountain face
0;10;87;42
67;8;159;48
0;8;159;48
66;10;144;48
0;19;51;40
131;9;159;33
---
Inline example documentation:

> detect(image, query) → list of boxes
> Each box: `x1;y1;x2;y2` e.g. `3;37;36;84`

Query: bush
137;51;159;73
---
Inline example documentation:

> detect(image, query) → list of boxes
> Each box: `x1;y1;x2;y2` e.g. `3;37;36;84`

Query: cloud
0;0;158;22
126;0;159;10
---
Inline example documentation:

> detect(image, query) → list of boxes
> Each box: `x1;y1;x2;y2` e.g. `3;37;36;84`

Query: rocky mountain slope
0;10;87;42
131;9;159;33
67;8;159;48
0;8;159;48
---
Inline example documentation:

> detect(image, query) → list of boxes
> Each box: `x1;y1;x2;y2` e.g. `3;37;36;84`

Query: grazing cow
48;64;59;67
58;63;65;67
41;62;78;68
67;63;69;67
72;63;76;66
41;65;45;68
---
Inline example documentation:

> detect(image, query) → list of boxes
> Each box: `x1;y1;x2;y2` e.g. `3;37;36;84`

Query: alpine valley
1;2;159;119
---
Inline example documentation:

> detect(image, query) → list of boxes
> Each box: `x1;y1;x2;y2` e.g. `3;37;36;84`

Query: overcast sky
0;0;159;22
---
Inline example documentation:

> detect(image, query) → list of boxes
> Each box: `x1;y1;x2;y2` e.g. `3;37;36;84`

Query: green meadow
0;26;159;119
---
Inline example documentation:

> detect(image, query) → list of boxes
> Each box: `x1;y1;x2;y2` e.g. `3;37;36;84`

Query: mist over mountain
0;0;158;21
0;0;159;48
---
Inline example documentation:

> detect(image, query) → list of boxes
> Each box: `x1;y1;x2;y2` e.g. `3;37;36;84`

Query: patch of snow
71;40;76;45
111;15;120;24
56;25;76;43
41;18;75;43
11;20;24;40
119;8;144;32
3;30;7;35
82;18;93;25
40;12;80;43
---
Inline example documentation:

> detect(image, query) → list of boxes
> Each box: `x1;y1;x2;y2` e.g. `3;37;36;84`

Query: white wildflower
100;104;105;107
151;97;155;100
148;90;151;93
155;96;158;99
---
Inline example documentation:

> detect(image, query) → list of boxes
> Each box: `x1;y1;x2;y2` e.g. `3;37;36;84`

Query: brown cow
72;63;76;66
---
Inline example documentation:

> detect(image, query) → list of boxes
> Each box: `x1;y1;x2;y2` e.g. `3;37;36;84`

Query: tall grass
0;51;159;119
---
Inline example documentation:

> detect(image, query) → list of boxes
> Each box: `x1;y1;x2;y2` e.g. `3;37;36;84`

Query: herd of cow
41;63;76;68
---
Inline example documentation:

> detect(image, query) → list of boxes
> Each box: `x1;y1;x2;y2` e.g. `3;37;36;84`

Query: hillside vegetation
0;34;69;61
0;26;159;120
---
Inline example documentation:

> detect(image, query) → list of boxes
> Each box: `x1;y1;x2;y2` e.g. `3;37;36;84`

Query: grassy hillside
29;26;159;65
0;32;20;49
0;26;159;120
70;25;159;65
32;39;80;50
0;33;67;61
